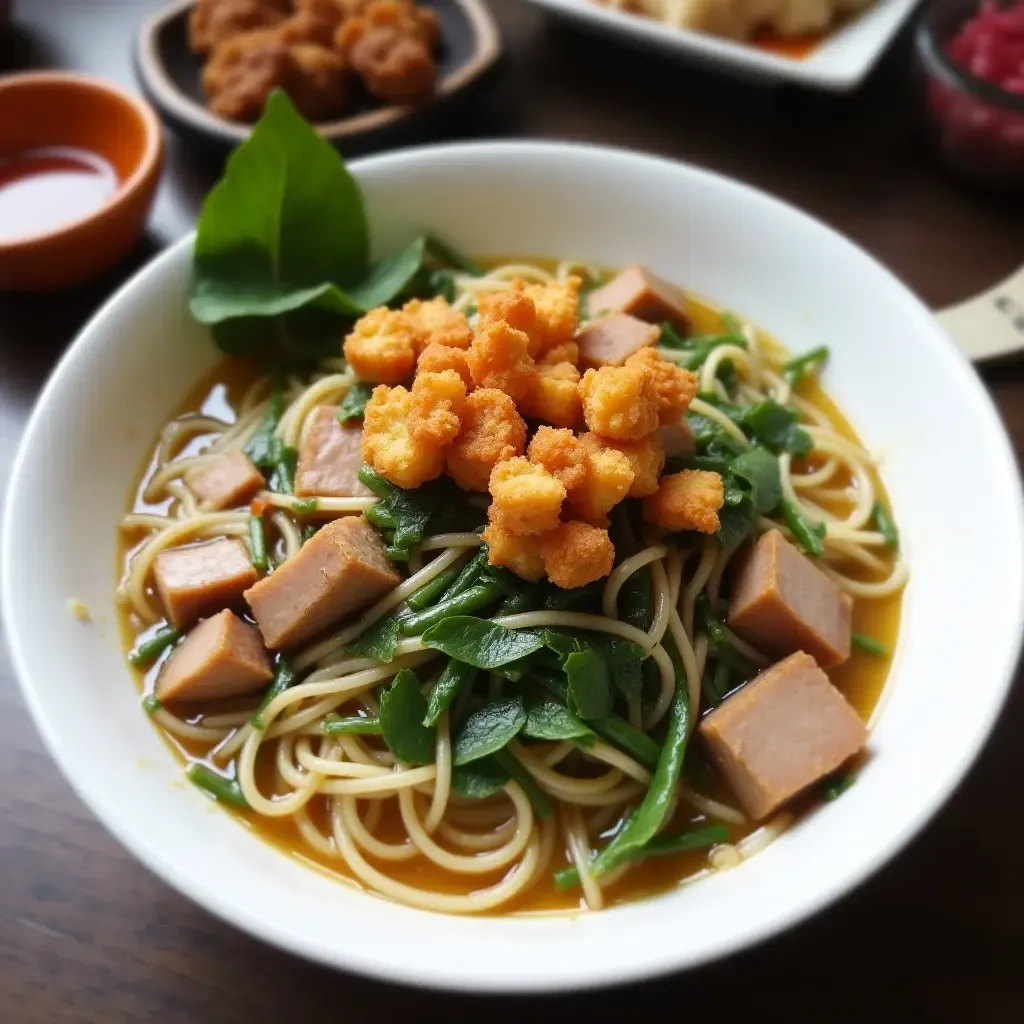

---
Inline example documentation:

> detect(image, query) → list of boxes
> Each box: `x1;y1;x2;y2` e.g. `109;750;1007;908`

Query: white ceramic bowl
3;142;1022;992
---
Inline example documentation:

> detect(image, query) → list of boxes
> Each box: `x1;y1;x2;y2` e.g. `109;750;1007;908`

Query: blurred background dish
136;0;502;150
520;0;922;90
0;71;164;292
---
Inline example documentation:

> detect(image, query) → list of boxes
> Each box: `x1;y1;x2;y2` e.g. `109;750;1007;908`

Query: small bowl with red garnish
916;0;1024;191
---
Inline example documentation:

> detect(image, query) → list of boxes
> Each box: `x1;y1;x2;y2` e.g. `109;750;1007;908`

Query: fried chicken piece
476;287;537;338
539;521;615;590
527;426;587;491
417;342;472;388
361;385;445;489
402;296;474;352
522;277;582;356
446;389;527;492
189;0;288;56
643;470;725;534
566;437;634;521
408;370;467;446
580;431;665;499
488;457;566;536
540;340;579;366
277;10;339;46
579;363;660;441
349;0;440;45
287;43;349;121
519;361;582;429
624;347;699;426
344;307;417;385
482;512;546;583
466;321;535;402
336;19;436;103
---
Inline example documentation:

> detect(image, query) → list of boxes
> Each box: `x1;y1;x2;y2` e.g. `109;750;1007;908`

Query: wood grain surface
1;2;1022;1021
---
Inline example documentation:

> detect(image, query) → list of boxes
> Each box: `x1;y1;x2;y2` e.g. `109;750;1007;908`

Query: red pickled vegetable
945;2;1024;89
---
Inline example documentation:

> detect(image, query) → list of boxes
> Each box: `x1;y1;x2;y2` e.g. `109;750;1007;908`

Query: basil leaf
423;660;477;727
452;696;527;765
338;382;373;424
539;629;581;660
422;617;545;671
741;401;813;456
451;758;509;799
602;637;645;701
523;698;594;743
345;613;401;663
346;236;427;310
244;390;284;470
378;670;435;766
358;466;440;549
564;649;613;720
728;448;782;515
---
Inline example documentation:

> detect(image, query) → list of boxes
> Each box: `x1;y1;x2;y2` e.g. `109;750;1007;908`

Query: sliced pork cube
156;609;273;704
587;265;690;332
295;405;372;498
729;528;852;667
658;419;695;457
185;450;264;511
154;537;258;629
699;651;867;820
244;515;400;649
576;313;661;370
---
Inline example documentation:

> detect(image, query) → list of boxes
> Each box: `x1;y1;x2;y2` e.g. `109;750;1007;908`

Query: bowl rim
4;139;1023;992
0;70;165;251
915;0;1024;114
135;0;502;146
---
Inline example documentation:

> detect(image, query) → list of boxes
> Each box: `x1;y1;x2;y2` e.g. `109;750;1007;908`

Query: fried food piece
580;431;665;499
417;341;472;388
522;277;582;355
402;296;473;352
625;347;699;426
579;363;660;441
277;10;339;46
476;287;537;338
466;321;535;402
408;370;467;446
447;389;527;492
566;438;634;521
344;307;417;384
361;385;445;489
527;426;587;491
519;361;582;429
189;0;288;55
539;521;615;590
482;512;546;583
540;340;579;366
337;22;436;103
359;0;441;44
488;457;566;536
287;43;349;121
643;470;725;534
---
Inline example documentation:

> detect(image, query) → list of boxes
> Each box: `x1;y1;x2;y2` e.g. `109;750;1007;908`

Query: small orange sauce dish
0;72;164;292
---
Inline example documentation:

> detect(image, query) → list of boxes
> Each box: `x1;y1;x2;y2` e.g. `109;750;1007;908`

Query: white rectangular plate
523;0;921;91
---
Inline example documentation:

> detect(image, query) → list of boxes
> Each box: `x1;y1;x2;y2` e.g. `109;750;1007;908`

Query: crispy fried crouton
408;370;466;446
483;511;546;583
520;361;581;429
402;296;473;353
540;341;579;366
466;321;535;401
344;307;416;384
522;277;581;355
488;457;566;536
539;521;615;589
446;388;527;492
625;347;699;425
579;363;660;441
527;426;587;491
416;341;473;388
361;385;445;488
643;470;724;533
476;287;537;336
580;431;665;499
567;438;634;521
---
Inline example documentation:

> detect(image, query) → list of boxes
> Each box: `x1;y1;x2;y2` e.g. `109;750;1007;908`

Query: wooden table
1;3;1022;1021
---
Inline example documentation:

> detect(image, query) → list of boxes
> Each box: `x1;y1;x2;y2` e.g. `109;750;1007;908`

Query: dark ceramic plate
134;0;502;152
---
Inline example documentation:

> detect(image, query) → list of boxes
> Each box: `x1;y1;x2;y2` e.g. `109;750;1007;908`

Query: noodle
120;260;905;917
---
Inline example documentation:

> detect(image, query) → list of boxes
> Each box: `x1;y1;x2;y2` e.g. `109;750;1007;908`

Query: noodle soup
118;263;904;916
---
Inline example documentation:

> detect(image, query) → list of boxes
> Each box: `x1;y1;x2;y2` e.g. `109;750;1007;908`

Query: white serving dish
3;141;1022;992
523;0;922;91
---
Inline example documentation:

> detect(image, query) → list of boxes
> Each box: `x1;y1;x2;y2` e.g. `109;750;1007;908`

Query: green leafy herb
345;613;402;663
379;670;435;766
424;233;484;276
187;763;248;809
780;497;826;558
451;758;509;799
248;512;268;571
729;448;782;515
784;345;829;388
344;236;426;310
741;401;813;457
564;647;614;719
852;633;889;657
492;748;553;818
128;627;180;667
269;443;298;494
405;559;468;612
399;583;503;636
322;714;382;735
657;322;691;351
338;382;373;423
522;697;594;743
871;500;899;550
452;696;527;766
423;660;478;727
251;657;296;729
142;693;161;715
821;771;856;801
244;391;284;469
422;617;545;670
541;581;604;613
357;464;438;549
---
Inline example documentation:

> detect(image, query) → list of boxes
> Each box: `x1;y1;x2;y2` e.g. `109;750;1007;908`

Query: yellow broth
118;291;902;914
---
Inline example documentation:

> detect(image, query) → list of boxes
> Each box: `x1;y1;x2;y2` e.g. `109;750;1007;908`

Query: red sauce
0;147;118;242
